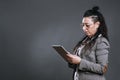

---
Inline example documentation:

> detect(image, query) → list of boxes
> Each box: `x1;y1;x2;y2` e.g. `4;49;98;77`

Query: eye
81;23;93;28
86;24;91;28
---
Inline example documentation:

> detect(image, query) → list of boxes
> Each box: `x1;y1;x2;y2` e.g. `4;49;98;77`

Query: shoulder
96;34;109;45
96;34;110;49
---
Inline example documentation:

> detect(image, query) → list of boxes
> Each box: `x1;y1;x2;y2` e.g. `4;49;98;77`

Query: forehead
82;17;94;24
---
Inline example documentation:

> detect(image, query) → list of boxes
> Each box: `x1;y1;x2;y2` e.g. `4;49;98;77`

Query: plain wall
0;0;120;80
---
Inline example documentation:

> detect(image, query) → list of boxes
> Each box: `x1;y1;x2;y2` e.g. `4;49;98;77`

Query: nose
82;26;88;31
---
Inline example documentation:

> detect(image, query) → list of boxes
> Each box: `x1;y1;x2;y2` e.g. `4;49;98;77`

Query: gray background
0;0;120;80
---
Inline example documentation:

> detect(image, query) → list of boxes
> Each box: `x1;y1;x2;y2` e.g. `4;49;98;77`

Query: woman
66;6;110;80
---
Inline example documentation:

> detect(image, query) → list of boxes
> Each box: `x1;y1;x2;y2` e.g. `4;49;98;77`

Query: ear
95;21;100;29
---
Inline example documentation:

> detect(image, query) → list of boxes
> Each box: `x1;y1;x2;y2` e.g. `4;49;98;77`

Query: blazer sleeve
78;37;110;75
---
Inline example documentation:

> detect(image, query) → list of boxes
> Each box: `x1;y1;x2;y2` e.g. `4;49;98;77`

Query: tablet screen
52;45;69;60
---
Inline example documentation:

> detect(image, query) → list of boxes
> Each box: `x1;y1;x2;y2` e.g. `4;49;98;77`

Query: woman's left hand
66;53;81;64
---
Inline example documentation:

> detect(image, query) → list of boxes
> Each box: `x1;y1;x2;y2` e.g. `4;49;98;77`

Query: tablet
52;45;69;60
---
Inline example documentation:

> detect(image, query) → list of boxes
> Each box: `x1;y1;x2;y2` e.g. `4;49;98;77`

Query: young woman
66;6;110;80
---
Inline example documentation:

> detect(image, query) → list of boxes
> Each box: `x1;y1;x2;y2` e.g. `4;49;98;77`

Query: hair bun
92;6;99;11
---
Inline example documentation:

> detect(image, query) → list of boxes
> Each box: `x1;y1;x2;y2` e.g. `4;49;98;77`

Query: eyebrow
82;23;91;25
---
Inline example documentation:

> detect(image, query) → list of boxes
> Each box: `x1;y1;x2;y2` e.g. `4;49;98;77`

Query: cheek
89;27;97;33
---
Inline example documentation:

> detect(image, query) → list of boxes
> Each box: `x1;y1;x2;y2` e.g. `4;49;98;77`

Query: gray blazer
69;35;110;80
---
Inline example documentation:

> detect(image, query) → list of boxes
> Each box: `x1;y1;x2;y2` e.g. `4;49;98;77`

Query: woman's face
82;17;100;37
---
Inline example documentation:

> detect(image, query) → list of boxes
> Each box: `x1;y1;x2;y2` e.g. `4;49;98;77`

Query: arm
68;63;76;69
78;38;110;75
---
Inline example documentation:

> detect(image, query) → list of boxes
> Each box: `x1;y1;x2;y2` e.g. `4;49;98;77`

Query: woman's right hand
66;53;81;64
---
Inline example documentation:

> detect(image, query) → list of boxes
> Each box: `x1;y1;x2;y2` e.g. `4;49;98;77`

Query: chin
86;33;90;36
86;34;92;37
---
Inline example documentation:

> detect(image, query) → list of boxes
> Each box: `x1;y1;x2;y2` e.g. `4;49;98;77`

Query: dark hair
74;6;109;51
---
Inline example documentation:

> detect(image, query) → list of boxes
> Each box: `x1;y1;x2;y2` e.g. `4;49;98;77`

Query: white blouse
74;45;85;80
